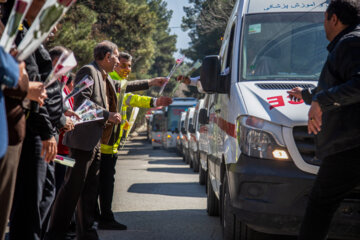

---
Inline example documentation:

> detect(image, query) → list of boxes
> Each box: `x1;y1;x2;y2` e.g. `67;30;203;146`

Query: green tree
147;0;177;78
49;0;177;81
91;0;157;80
181;0;235;61
46;3;98;68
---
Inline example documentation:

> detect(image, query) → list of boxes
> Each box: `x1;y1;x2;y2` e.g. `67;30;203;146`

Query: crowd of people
0;0;172;240
1;0;360;239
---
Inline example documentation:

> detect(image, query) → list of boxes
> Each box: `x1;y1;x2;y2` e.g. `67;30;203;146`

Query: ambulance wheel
193;154;199;173
207;171;219;216
199;164;206;185
222;176;235;240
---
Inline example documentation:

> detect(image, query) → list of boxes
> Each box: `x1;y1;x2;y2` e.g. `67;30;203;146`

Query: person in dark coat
9;0;65;239
287;1;360;239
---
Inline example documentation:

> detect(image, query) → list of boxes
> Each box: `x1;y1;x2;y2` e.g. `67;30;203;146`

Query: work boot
98;219;127;230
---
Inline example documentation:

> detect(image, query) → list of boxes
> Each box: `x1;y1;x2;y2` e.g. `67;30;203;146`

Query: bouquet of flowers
113;80;128;134
54;155;75;167
121;107;140;149
185;60;202;77
170;59;202;97
16;0;76;61
0;0;32;52
44;51;77;88
72;109;104;125
74;99;96;116
63;75;94;103
124;107;139;138
158;55;185;95
71;99;104;125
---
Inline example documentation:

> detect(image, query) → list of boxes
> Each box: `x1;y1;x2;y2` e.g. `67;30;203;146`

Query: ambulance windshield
241;12;328;81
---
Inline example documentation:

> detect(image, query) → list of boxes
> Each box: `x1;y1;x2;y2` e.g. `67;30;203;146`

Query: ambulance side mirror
200;55;230;94
189;123;195;134
198;109;209;125
181;127;186;134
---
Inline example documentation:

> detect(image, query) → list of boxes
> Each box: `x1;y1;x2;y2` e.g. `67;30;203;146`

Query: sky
164;0;191;58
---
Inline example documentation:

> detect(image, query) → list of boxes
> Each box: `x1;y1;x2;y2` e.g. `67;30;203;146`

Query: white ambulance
189;99;205;173
161;98;198;150
198;95;212;186
183;107;196;165
150;110;163;149
176;111;187;156
200;0;360;239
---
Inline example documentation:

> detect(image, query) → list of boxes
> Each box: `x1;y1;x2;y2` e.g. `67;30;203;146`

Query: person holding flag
97;52;172;230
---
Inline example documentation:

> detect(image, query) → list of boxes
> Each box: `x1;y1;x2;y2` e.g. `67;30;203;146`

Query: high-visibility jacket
101;71;152;155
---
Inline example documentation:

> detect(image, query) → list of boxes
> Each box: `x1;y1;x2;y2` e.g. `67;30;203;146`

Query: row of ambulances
197;0;360;239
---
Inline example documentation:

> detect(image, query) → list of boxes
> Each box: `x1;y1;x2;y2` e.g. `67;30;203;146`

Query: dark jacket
303;24;360;159
16;24;65;140
63;62;149;151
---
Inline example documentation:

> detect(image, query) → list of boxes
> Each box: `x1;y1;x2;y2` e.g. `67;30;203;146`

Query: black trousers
98;153;118;220
10;134;56;240
0;143;22;240
46;145;101;240
55;160;67;194
298;146;360;240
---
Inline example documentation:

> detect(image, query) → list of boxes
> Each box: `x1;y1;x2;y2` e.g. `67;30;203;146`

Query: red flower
60;75;69;84
15;0;28;14
55;64;64;73
57;0;75;7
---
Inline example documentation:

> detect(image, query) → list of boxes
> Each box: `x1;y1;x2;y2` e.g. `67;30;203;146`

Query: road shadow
147;167;195;174
98;209;222;240
123;147;180;158
127;182;205;198
148;159;187;166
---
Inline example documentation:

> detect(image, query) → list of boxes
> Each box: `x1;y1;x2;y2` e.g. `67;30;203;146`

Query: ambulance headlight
236;116;290;161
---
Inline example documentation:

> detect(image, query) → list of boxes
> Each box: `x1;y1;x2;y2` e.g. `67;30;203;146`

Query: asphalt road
99;133;222;240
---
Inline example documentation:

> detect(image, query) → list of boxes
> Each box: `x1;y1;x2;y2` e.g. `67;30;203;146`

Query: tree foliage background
46;0;235;128
47;0;177;82
46;0;180;127
181;0;235;61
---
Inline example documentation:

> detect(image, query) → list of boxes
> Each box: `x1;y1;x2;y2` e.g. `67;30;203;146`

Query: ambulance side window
225;25;236;70
221;24;236;97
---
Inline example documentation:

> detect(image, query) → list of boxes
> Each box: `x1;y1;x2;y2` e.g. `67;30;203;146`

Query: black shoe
98;219;127;230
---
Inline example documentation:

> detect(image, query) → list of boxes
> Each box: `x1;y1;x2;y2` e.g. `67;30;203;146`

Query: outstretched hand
156;96;173;107
287;87;303;102
176;75;191;85
149;77;168;87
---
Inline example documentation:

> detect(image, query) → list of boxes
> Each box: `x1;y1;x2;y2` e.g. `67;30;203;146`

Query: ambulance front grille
292;126;321;166
256;83;315;90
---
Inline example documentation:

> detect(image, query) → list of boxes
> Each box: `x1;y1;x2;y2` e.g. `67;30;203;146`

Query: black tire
207;171;219;216
193;153;199;173
199;162;206;185
222;176;235;240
